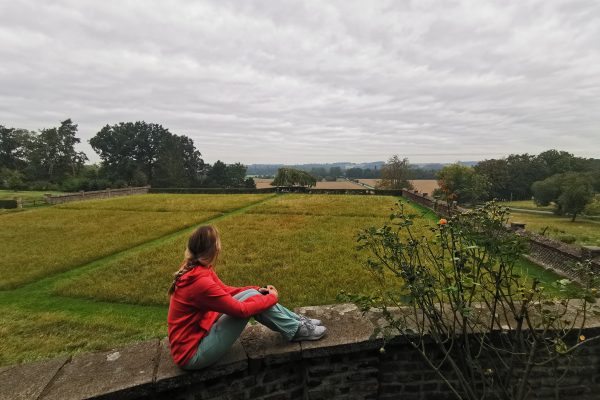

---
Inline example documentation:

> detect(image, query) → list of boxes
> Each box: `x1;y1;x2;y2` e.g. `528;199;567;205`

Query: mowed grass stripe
247;194;400;217
0;208;220;289
56;193;273;213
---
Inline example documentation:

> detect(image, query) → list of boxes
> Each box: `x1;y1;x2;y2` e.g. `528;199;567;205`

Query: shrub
346;201;600;400
558;234;577;244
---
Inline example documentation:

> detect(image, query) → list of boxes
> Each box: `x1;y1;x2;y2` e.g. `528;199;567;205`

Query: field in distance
255;178;439;193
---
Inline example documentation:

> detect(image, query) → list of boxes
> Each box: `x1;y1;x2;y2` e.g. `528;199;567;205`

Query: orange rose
438;218;448;225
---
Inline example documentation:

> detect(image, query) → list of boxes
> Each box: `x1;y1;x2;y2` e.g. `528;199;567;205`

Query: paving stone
0;356;68;400
39;339;159;400
295;303;380;358
155;336;248;393
239;324;301;365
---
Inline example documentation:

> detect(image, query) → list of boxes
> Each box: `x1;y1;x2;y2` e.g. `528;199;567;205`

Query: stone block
154;337;248;393
294;303;380;358
240;324;301;365
39;339;159;400
0;356;68;400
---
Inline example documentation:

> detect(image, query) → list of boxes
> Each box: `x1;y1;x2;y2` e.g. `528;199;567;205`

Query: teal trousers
183;289;301;370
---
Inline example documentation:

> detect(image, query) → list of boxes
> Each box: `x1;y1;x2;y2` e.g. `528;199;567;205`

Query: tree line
436;150;600;221
0;120;255;191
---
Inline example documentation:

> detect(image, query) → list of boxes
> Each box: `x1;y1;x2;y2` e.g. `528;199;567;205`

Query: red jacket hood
176;265;213;288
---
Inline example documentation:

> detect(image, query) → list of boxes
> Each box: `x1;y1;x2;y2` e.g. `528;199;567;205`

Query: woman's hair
168;225;221;295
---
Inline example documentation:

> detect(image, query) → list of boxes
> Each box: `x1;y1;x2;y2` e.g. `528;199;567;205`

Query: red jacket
167;265;278;366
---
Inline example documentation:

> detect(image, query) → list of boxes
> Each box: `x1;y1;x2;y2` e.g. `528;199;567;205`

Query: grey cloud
0;0;598;164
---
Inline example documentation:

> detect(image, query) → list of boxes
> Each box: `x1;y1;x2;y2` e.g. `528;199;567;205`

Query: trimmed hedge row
149;187;404;196
0;199;18;209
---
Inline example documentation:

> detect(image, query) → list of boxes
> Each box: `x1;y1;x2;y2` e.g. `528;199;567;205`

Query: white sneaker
292;319;327;341
297;314;323;326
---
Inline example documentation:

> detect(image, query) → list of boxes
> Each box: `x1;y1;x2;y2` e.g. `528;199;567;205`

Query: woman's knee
233;288;261;300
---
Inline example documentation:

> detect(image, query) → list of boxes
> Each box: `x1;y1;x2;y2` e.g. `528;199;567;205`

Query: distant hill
247;161;477;176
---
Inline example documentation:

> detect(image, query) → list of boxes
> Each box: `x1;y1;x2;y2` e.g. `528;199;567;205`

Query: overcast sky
0;0;599;165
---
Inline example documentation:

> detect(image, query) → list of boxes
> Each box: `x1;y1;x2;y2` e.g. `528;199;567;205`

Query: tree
378;155;413;190
28;119;88;183
90;121;203;187
474;158;511;200
329;166;343;178
348;202;599;400
532;172;594;221
437;164;490;204
0;126;34;171
271;168;317;187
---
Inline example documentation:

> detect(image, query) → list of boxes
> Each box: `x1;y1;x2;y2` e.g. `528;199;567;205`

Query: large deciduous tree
89;121;204;187
532;172;594;221
437;164;490;205
28;119;88;183
271;168;317;187
377;155;413;190
0;125;34;171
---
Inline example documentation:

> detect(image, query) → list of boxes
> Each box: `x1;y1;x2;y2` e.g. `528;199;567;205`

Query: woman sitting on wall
167;225;327;369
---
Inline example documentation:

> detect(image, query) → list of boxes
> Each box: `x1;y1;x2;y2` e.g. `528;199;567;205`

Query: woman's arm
195;281;277;318
210;269;260;295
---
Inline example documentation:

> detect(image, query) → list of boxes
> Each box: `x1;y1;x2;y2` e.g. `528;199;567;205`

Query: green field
0;193;584;366
507;210;600;246
0;190;62;201
499;200;554;212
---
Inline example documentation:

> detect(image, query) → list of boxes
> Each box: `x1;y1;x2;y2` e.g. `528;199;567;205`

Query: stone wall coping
2;302;600;400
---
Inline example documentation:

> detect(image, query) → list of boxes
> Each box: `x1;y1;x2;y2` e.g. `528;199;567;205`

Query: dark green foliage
271;168;317;187
0;199;18;209
532;172;594;221
89;121;204;187
437;163;490;204
476;149;599;201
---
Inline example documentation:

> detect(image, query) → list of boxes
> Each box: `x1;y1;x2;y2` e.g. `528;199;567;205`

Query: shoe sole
291;328;327;342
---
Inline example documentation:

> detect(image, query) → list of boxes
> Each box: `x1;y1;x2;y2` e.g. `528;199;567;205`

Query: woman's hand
260;285;278;298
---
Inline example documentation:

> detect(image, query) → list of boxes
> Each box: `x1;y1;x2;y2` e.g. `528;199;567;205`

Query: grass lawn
247;194;399;217
56;193;274;213
499;200;554;212
0;193;588;366
508;211;600;246
0;190;62;201
52;213;408;308
0;208;219;289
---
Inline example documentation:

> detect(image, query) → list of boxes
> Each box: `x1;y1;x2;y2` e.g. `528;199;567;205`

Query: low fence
44;186;151;205
151;187;405;196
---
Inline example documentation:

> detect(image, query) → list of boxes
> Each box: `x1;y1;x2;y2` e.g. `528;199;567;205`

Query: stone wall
2;304;600;400
44;186;151;205
401;191;600;286
514;229;600;286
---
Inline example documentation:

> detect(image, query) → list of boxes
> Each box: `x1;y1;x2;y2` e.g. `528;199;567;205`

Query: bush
27;181;60;191
558;234;577;244
346;201;599;400
584;196;600;216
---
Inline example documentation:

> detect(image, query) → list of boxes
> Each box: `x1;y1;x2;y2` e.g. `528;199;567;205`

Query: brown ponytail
168;225;221;295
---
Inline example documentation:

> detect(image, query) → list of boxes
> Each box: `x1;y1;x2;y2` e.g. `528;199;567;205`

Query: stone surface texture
39;339;159;400
0;356;68;400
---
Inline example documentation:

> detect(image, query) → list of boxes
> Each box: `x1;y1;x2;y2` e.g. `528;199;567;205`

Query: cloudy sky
0;0;599;164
